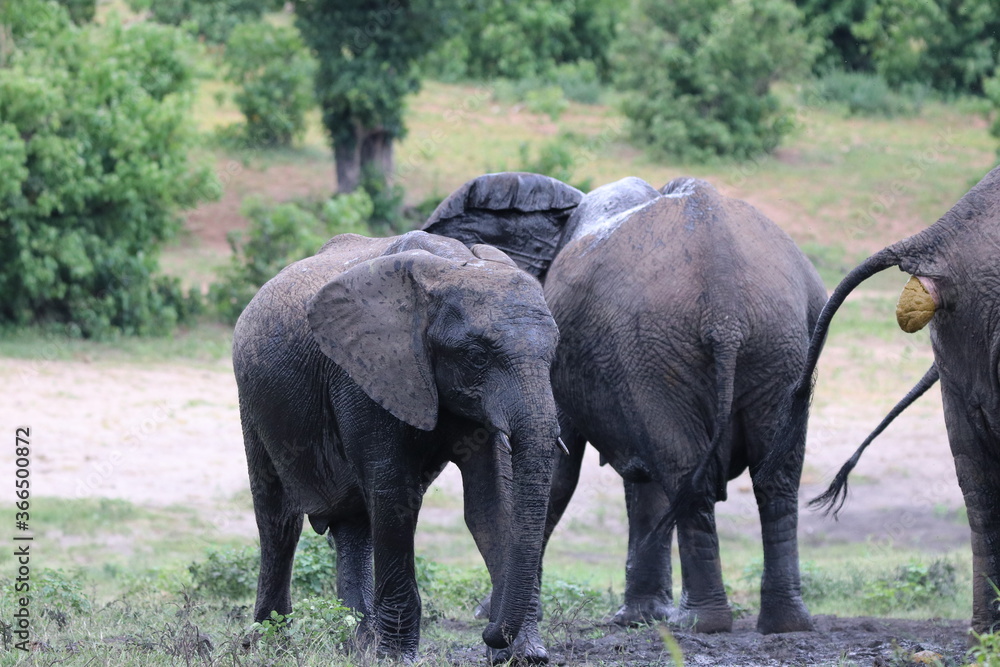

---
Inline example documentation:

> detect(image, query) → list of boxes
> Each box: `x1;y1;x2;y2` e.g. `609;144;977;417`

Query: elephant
762;164;1000;635
231;230;563;661
424;172;826;634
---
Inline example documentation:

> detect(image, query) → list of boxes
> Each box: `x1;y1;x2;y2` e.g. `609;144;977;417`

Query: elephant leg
941;386;1000;634
671;501;732;633
613;479;675;626
744;409;812;634
246;434;303;624
457;429;549;665
329;518;373;634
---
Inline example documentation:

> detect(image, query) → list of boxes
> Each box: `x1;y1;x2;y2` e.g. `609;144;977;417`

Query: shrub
222;21;316;147
806;70;922;117
55;0;94;24
612;0;816;162
0;7;217;338
292;532;337;598
208;192;373;323
188;546;259;599
36;569;92;628
987;69;1000;155
861;560;957;613
127;0;280;44
516;134;593;192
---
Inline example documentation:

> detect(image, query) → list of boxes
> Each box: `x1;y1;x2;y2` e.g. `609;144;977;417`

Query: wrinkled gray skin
232;231;561;661
764;165;1000;635
425;172;825;636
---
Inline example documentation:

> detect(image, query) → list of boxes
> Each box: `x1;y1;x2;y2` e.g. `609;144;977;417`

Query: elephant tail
809;363;939;517
645;337;740;542
756;247;904;483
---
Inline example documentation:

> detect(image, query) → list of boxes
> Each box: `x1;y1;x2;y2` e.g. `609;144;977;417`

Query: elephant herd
231;165;1000;663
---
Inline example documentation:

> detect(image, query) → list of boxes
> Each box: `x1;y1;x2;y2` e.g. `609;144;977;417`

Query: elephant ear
307;250;442;431
422;172;583;279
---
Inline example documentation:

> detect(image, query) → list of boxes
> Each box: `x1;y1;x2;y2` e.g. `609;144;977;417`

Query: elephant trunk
482;406;558;649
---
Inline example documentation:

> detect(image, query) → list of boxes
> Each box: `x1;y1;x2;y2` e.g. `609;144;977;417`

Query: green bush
188;546;259;599
292;532;337;598
612;0;816;162
861;560;957;613
987;69;1000;154
222;21;316;147
426;0;619;83
127;0;281;44
209;192;373;323
515;134;593;192
0;6;217;338
55;0;95;24
36;569;92;627
806;71;922;117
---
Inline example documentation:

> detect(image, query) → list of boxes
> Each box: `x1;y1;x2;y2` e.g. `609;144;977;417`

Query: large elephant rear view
764;164;1000;635
426;173;825;634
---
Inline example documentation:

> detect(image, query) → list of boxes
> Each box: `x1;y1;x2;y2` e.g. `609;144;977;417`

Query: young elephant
425;173;825;634
232;231;562;660
764;164;1000;635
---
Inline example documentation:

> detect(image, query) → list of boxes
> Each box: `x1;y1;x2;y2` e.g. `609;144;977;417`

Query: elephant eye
465;345;490;370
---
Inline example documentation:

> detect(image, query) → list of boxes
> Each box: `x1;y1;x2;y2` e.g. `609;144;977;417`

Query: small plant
252;609;294;643
222;21;317;147
35;569;92;629
291;597;359;646
516;135;593;192
188;546;259;599
208;192;373;322
969;629;1000;667
292;532;337;598
806;71;921;118
525;85;569;120
861;560;957;613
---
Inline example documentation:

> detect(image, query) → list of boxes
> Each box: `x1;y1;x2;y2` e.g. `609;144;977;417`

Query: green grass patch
0;321;233;365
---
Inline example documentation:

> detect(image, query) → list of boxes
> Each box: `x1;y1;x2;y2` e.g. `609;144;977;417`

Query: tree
793;0;875;73
0;2;217;337
293;0;457;193
613;0;816;162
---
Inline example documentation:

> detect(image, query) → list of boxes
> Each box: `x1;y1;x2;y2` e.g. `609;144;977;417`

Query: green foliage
36;569;93;620
793;0;874;73
0;9;217;338
853;0;1000;96
806;71;922;117
986;69;1000;154
294;0;459;188
425;0;619;83
515;134;593;192
292;532;337;598
360;166;407;235
289;597;360;646
969;629;1000;667
613;0;816;162
128;0;281;44
188;546;259;599
55;0;95;24
415;557;491;621
222;21;316;147
861;560;957;613
208;192;373;323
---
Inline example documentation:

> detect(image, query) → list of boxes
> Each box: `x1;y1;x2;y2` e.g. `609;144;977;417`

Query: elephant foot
487;626;548;665
611;597;674;627
757;595;813;634
669;604;732;634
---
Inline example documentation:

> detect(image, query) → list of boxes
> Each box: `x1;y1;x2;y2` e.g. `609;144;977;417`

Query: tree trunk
333;126;394;194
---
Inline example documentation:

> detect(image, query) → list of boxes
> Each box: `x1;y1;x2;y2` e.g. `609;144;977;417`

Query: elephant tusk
497;431;512;454
896;275;937;333
556;437;569;455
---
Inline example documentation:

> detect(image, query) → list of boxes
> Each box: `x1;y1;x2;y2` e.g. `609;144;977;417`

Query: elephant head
762;165;1000;634
305;231;561;648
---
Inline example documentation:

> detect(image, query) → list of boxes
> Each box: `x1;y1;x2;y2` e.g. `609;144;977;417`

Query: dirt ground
0;348;975;665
